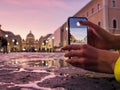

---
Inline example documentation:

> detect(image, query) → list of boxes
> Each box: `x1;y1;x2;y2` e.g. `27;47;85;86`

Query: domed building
22;31;39;52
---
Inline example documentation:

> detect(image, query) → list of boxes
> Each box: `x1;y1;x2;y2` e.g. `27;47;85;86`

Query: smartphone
68;17;88;45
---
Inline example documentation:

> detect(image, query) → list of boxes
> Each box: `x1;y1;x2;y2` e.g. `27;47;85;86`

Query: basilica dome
27;31;34;38
26;31;35;44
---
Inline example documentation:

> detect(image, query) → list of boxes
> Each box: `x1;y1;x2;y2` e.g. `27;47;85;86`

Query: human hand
62;44;119;74
80;21;115;49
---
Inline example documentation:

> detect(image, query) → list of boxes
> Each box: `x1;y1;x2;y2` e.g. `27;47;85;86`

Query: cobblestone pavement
0;52;120;90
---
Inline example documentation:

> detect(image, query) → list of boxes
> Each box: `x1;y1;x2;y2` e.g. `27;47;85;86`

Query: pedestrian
62;21;120;82
0;36;8;53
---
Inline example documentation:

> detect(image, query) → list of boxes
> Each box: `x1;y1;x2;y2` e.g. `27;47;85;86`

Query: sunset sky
0;0;91;39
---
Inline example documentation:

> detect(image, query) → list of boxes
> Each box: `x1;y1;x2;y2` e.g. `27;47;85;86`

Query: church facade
22;31;39;52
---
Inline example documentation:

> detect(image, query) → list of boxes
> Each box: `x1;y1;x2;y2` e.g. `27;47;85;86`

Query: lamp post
12;39;15;52
52;36;54;52
45;40;48;51
5;34;9;52
66;27;68;31
5;34;8;38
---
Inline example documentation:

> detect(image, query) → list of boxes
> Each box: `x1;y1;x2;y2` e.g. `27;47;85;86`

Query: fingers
63;44;98;62
64;50;86;57
80;20;113;42
62;44;88;51
66;58;85;67
79;20;101;31
66;58;98;71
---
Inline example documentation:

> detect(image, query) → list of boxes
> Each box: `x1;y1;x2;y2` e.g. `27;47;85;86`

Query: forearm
98;49;119;73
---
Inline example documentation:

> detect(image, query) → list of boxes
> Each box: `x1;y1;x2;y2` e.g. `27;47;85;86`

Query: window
97;4;100;11
98;21;101;26
86;12;89;17
113;19;117;28
92;8;94;14
112;0;116;7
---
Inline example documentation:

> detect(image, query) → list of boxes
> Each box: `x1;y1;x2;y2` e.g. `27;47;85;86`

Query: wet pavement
0;52;120;90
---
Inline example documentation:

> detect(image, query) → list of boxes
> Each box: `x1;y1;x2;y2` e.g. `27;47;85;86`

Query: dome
27;31;34;38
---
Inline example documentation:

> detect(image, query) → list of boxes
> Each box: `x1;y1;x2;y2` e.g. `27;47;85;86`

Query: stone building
0;25;6;37
52;25;68;51
22;31;39;52
39;34;53;52
59;0;120;46
0;25;22;52
5;31;22;52
73;0;120;34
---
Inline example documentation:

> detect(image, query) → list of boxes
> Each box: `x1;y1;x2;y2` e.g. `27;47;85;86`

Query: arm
62;44;119;74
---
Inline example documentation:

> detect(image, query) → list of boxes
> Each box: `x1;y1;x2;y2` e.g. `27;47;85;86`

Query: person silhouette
0;36;8;53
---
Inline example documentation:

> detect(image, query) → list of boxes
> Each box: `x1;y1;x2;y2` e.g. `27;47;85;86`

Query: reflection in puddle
7;59;67;89
26;59;67;68
9;59;68;69
0;53;67;90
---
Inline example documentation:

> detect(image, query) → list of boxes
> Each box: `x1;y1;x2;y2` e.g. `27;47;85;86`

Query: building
0;25;6;37
59;0;120;47
22;31;39;52
0;25;22;52
0;27;41;52
39;34;53;52
53;25;68;51
74;0;120;34
6;31;22;52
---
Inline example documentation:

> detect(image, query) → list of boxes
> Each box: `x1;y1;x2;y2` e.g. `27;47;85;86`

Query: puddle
0;53;67;90
7;58;68;70
6;59;67;89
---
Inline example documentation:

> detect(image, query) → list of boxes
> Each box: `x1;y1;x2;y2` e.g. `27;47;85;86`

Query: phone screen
68;17;88;45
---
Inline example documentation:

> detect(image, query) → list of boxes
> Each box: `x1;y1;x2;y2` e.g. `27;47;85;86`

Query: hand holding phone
68;17;88;45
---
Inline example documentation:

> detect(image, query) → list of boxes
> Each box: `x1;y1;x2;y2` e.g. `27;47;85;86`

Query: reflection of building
27;59;68;68
22;31;39;52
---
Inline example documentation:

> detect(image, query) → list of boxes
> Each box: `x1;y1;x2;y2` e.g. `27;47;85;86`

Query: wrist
98;49;119;73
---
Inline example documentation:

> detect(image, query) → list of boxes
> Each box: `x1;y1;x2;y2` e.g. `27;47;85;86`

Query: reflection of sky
71;28;87;40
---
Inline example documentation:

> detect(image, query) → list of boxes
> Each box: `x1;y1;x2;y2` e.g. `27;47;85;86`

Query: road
0;52;120;90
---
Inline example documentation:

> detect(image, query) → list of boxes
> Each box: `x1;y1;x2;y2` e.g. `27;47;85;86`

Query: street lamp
66;27;68;31
16;42;19;45
5;34;8;38
45;40;48;51
52;36;54;52
12;39;15;52
12;39;15;43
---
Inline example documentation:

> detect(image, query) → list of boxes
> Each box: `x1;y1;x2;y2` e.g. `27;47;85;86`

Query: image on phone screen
68;17;88;45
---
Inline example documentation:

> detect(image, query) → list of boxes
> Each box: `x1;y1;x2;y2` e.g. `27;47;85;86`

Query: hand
80;21;115;49
62;44;119;74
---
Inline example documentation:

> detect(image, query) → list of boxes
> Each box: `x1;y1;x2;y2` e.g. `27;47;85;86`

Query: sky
0;0;91;39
